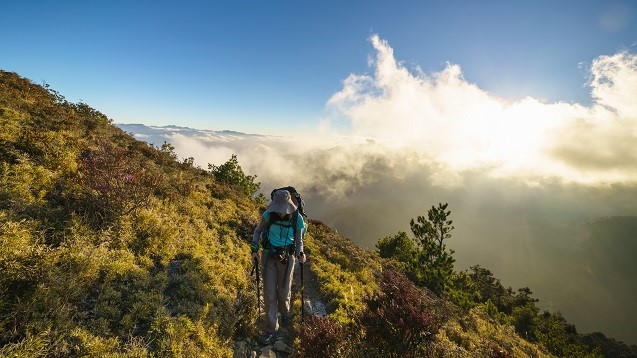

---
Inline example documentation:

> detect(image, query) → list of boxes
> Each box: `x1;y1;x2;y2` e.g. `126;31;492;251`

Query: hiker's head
268;189;297;215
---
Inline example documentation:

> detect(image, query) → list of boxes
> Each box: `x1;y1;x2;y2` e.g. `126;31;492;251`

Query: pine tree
409;203;455;295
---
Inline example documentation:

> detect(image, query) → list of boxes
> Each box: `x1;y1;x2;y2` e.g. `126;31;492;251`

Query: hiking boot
260;331;276;345
280;313;292;326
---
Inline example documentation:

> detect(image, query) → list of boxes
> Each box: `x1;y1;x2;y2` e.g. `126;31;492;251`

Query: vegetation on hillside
301;218;550;357
298;203;635;357
374;204;635;357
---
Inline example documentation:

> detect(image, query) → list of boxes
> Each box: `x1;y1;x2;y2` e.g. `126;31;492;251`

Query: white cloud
325;34;637;185
590;51;637;118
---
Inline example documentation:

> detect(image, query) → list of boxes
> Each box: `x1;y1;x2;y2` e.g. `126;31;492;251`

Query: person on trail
251;189;307;345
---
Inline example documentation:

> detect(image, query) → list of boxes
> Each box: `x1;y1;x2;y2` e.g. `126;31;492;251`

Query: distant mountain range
118;123;264;146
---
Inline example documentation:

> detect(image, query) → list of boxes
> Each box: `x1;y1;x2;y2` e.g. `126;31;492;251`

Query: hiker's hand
250;242;259;261
297;252;306;263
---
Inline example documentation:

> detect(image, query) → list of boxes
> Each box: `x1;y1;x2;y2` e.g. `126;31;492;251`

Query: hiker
251;189;307;345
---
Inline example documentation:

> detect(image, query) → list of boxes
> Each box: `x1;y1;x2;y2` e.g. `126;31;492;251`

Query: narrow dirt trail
292;260;322;311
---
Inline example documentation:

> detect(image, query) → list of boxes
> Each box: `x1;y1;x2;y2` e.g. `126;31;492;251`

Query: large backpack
261;186;306;247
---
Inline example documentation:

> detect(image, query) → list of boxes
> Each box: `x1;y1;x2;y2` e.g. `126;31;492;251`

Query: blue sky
2;0;636;134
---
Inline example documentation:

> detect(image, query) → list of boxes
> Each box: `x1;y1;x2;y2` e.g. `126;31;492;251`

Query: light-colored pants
262;251;296;332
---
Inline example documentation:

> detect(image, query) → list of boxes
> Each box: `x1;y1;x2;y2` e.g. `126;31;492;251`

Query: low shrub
359;268;444;357
299;315;347;358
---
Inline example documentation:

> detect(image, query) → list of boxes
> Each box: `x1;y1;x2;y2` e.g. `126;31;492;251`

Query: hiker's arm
295;226;306;263
251;217;266;258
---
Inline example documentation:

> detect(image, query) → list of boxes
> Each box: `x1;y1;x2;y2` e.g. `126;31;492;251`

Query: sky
2;0;636;134
4;0;637;344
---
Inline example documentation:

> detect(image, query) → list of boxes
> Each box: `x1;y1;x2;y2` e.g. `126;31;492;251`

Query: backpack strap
264;210;299;246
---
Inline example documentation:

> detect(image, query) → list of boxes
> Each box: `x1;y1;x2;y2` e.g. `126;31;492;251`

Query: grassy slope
0;70;261;356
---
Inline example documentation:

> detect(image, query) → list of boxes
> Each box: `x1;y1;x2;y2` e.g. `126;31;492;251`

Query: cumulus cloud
325;34;637;185
590;51;637;118
547;52;637;181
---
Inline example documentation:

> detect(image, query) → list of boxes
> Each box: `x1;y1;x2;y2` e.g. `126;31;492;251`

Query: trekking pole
300;262;305;323
251;257;261;316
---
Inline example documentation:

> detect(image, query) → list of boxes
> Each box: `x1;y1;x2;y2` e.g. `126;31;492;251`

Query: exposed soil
292;260;322;308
